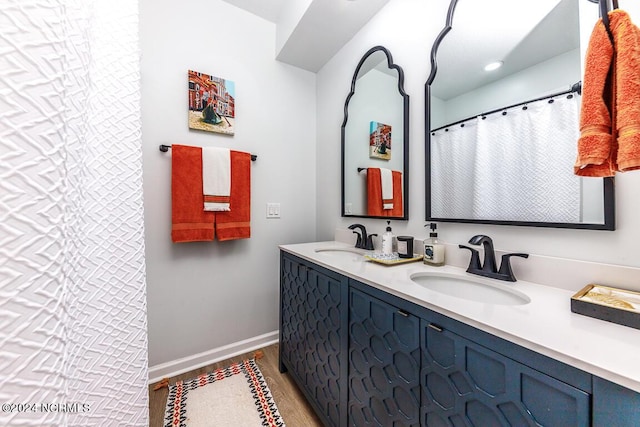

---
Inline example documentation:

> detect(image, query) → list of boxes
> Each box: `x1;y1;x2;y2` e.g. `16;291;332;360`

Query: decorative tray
364;253;423;266
570;284;640;330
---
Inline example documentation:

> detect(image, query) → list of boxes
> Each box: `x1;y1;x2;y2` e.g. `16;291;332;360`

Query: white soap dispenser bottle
381;221;394;255
423;223;445;266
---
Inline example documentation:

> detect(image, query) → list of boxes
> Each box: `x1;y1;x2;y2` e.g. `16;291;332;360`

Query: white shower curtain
0;1;148;426
474;94;581;222
431;119;478;218
431;94;581;223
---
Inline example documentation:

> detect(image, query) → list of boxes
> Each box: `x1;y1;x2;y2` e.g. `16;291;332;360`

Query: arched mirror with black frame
342;46;409;220
425;0;615;230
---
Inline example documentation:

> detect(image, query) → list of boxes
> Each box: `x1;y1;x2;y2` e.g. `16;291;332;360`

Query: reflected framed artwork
188;70;235;135
369;121;391;160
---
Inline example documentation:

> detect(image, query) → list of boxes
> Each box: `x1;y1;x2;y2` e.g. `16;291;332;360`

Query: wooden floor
148;343;324;426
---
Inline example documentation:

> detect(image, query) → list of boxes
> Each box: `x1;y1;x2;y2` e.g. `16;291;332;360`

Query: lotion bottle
423;223;445;266
381;221;394;255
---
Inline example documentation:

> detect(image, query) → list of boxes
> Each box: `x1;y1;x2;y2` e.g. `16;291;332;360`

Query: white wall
317;0;640;268
140;0;317;367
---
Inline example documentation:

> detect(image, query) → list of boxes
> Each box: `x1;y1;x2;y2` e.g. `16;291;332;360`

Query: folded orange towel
215;150;251;241
366;168;403;217
612;11;640;172
171;145;215;243
576;10;640;176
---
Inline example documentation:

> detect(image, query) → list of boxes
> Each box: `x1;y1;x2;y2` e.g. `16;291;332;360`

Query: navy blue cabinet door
421;321;590;427
349;287;421;426
593;376;640;426
280;254;347;427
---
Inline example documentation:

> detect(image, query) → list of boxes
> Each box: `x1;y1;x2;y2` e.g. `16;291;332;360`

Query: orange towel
612;11;640;172
171;145;215;242
366;168;403;217
215;150;251;241
575;12;616;177
575;10;640;176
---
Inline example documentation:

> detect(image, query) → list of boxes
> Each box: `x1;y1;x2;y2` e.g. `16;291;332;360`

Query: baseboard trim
148;331;279;384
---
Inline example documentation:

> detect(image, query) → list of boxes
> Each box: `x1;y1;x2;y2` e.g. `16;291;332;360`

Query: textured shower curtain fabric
431;120;478;219
0;1;148;426
431;95;581;223
475;95;581;222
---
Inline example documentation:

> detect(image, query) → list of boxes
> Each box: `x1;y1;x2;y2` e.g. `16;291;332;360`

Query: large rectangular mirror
426;0;615;230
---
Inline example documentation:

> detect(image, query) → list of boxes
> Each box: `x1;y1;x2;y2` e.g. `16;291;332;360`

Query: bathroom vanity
279;241;640;427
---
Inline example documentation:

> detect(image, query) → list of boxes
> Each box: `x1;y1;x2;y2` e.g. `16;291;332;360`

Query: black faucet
348;224;375;250
459;235;529;282
364;234;377;250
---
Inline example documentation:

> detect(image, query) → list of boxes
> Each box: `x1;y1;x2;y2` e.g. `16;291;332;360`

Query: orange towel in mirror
171;145;215;242
367;168;403;217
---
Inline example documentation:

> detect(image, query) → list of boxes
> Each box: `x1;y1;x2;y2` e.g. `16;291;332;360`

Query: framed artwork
369;121;391;160
188;70;235;135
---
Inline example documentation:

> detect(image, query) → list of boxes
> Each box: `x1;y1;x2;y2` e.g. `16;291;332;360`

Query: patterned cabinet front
349;287;421;426
279;253;348;427
420;321;590;427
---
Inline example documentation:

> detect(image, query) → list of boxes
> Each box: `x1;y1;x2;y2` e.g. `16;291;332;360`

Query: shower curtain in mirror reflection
0;0;148;426
431;95;581;222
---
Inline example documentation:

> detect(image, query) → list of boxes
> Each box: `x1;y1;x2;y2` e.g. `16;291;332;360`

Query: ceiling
432;0;580;100
222;0;583;101
221;0;390;72
221;0;287;23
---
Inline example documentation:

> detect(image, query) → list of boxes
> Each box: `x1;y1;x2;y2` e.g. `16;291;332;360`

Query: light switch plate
266;202;280;218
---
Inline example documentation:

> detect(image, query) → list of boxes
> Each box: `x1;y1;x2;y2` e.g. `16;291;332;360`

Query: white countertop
280;241;640;393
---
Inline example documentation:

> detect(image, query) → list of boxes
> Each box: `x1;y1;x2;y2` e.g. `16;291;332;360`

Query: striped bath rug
163;359;285;426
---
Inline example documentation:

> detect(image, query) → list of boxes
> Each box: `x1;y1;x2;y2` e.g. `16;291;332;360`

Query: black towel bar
159;144;257;161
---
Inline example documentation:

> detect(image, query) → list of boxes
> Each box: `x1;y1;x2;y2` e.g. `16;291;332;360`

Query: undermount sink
314;247;365;262
410;271;530;306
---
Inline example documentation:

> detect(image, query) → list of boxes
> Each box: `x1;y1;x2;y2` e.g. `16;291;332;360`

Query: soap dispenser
423;223;445;266
381;221;394;255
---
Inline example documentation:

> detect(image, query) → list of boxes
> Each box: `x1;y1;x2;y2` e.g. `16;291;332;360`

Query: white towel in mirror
380;167;394;210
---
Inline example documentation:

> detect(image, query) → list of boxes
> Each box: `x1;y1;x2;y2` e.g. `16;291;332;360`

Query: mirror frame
425;0;615;230
341;45;410;220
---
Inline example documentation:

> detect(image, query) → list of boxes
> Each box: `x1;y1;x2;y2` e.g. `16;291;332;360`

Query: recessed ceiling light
484;61;503;72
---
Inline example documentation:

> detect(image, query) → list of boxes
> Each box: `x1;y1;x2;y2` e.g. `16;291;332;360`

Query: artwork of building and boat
369;121;391;160
188;69;235;135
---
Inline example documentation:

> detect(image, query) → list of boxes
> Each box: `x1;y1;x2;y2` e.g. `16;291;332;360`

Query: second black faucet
459;235;528;282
